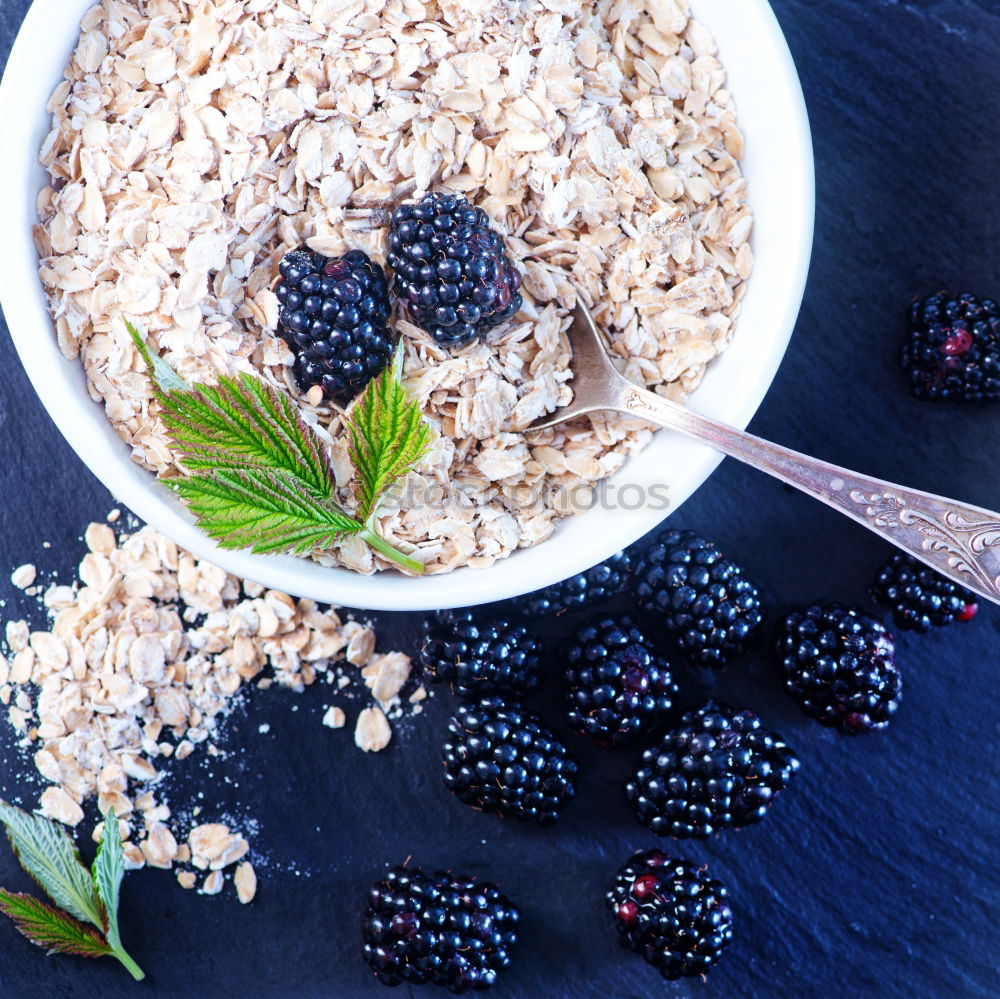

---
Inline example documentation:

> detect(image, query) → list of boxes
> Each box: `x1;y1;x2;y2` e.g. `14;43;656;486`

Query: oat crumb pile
34;0;752;575
0;519;417;901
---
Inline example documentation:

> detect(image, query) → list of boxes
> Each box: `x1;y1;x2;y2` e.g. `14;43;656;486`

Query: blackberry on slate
607;850;733;981
276;247;393;400
387;193;522;348
632;529;763;667
363;865;520;992
871;551;978;633
775;603;902;734
513;550;633;618
564;615;677;747
420;611;542;699
900;291;1000;403
442;698;577;825
626;700;799;838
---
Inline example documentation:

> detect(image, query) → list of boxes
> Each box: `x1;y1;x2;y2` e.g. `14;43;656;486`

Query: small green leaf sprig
0;802;145;980
127;323;433;575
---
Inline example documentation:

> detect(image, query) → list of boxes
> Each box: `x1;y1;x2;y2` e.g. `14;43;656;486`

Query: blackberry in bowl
275;247;394;401
564;615;677;747
363;865;520;992
607;850;733;981
387;193;523;348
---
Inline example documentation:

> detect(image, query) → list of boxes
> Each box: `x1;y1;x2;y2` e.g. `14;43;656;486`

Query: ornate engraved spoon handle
619;386;1000;605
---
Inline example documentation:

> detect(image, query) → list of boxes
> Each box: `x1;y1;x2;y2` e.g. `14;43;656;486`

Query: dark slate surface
1;1;999;996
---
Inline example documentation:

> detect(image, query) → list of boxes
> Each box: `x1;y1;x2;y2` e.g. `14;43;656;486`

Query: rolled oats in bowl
34;0;752;576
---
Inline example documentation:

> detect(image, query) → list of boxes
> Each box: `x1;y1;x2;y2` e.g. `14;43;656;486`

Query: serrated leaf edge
92;809;124;950
172;469;363;555
346;341;433;524
0;891;112;959
126;319;430;574
159;374;334;497
0;801;103;930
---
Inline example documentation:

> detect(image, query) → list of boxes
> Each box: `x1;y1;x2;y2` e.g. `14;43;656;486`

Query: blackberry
513;550;633;617
607;850;733;981
626;700;799;838
420;611;542;699
564;615;677;747
387;193;522;348
871;552;978;633
632;529;763;667
362;865;520;992
442;698;577;825
775;603;902;734
900;291;1000;403
276;247;393;400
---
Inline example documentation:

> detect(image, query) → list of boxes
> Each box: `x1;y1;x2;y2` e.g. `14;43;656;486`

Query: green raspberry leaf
346;341;433;524
171;469;364;555
0;891;112;959
0;801;103;930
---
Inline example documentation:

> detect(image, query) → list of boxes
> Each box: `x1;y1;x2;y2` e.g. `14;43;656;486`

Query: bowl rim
0;0;814;611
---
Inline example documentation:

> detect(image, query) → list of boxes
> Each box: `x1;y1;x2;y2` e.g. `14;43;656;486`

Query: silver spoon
528;301;1000;606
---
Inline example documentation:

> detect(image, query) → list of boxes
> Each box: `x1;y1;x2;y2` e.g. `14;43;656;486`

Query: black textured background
1;1;999;997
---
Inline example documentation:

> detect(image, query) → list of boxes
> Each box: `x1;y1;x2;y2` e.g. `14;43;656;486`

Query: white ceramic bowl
0;0;813;611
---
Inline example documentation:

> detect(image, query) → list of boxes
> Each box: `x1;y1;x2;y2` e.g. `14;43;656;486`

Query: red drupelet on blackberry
626;700;799;838
362;865;520;992
775;602;902;734
276;247;393;401
871;551;978;632
386;194;522;348
564;615;677;747
900;291;1000;403
442;698;577;825
607;850;733;981
420;610;542;699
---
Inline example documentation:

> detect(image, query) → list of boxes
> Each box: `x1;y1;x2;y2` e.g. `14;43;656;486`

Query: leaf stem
111;943;145;981
360;527;425;575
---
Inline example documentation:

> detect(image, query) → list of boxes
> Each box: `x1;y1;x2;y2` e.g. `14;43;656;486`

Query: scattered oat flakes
39;786;84;827
362;652;412;707
355;706;392;753
122;842;146;871
322;706;346;729
234;862;257;904
201;870;224;896
10;565;36;590
1;519;419;902
141;822;179;869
